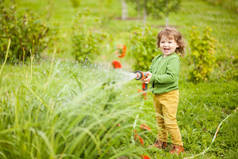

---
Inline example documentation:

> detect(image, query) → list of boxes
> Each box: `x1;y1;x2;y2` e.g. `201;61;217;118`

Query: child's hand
144;72;152;83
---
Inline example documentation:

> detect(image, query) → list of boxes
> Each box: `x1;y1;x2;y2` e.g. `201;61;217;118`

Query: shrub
129;26;159;71
0;5;50;63
188;26;216;82
72;11;107;64
72;30;107;64
70;0;81;8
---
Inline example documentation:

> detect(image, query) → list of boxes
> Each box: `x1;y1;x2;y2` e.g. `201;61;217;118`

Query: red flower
112;60;122;69
141;155;150;159
140;124;151;131
138;135;144;145
134;130;144;146
115;44;126;58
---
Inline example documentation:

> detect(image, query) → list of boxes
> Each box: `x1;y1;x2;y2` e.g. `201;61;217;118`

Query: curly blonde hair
157;27;185;56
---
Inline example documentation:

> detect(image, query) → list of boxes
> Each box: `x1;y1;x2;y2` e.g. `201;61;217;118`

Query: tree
127;0;181;25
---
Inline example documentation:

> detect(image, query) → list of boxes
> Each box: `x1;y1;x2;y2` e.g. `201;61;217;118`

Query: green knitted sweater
149;53;180;94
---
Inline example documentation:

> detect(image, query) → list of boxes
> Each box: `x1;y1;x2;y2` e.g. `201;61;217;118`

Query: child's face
159;36;178;56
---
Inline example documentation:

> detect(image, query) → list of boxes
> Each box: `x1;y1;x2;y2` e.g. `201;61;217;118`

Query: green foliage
70;0;81;8
203;0;238;13
72;11;107;63
72;31;106;63
127;0;181;18
129;26;159;71
1;0;238;158
0;62;146;159
188;26;216;82
0;5;50;63
1;61;238;159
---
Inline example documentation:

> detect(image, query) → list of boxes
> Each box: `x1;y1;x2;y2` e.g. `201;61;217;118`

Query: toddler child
145;27;185;154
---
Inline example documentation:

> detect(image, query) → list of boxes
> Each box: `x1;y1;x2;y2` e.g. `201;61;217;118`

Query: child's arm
143;62;153;83
150;57;179;84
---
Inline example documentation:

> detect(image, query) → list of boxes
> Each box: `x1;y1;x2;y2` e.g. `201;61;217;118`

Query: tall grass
0;60;156;159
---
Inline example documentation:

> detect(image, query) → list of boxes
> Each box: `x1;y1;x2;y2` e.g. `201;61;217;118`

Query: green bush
72;12;107;64
129;26;159;71
189;26;216;82
0;5;50;63
72;30;107;64
70;0;81;8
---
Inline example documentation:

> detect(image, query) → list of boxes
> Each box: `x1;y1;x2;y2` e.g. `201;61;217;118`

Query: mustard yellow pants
153;89;183;146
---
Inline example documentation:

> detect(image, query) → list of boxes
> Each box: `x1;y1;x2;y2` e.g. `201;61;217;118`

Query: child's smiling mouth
163;48;170;51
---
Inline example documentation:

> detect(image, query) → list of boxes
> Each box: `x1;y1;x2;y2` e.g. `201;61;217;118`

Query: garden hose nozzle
135;71;148;81
134;71;149;98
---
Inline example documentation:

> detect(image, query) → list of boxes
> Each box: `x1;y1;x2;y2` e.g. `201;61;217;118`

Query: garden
0;0;238;158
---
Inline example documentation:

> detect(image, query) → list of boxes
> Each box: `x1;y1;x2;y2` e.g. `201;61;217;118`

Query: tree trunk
143;0;147;26
137;0;140;19
121;0;128;20
142;6;147;35
143;7;147;26
165;17;169;26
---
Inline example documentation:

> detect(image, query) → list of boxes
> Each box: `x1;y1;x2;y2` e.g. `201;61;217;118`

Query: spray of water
115;70;137;82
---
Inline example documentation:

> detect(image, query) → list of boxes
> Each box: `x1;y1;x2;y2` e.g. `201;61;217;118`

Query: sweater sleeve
150;56;179;84
149;55;160;73
148;57;155;72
